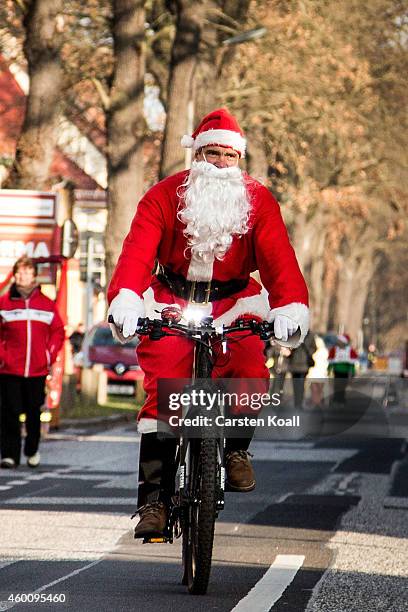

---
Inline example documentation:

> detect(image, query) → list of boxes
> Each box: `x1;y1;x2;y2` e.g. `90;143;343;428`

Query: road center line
0;559;102;611
231;554;305;612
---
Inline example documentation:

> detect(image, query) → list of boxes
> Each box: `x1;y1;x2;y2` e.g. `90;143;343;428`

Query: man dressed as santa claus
108;108;309;538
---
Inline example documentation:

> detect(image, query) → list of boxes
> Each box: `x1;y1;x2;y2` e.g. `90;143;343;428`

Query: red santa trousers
135;277;272;431
137;329;269;426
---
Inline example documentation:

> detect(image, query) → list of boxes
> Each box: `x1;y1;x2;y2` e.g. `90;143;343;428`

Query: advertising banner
0;190;60;283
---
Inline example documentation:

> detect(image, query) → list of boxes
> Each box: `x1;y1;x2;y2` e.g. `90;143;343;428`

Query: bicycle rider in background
108;108;309;538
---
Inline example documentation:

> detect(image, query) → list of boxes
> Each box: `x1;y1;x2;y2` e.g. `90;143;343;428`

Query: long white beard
177;161;251;280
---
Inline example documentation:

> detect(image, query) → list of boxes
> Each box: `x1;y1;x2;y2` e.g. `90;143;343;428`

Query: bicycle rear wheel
183;436;218;595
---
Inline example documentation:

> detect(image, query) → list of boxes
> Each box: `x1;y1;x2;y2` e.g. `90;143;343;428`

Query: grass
60;393;142;421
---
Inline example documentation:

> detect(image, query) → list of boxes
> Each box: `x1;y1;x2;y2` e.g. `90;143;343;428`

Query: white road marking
251;447;357;463
4;496;134;506
0;560;16;570
5;481;28;486
337;472;359;492
47;433;139;443
231;554;305;612
0;559;101;611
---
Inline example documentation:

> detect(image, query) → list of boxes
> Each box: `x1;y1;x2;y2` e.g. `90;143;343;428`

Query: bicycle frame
109;312;295;593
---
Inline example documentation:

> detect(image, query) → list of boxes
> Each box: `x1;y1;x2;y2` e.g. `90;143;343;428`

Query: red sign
0;190;60;283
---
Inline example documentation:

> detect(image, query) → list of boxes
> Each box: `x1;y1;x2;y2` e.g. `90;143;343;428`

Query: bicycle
110;308;298;594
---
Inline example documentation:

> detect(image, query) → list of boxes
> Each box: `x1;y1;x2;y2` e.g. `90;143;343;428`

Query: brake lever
258;320;274;341
107;314;149;336
107;313;122;334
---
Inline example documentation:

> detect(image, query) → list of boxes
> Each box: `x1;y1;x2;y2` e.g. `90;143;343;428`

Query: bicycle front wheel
183;436;218;595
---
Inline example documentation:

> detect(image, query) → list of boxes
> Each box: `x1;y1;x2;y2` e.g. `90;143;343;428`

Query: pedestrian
69;322;85;392
287;331;317;410
108;108;310;538
307;334;329;409
267;344;291;397
69;322;85;355
328;333;358;405
0;256;65;468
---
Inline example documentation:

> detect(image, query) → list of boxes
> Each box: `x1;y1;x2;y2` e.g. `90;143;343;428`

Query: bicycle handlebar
108;314;301;343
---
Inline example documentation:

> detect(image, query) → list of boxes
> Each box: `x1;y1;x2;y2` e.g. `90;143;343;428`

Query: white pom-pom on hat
181;135;195;148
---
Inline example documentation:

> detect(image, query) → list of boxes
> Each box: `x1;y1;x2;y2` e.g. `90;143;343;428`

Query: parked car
81;322;144;397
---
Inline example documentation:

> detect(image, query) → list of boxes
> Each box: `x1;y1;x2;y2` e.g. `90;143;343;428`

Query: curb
54;412;135;430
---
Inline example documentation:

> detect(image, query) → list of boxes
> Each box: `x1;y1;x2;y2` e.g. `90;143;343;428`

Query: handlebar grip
107;314;146;334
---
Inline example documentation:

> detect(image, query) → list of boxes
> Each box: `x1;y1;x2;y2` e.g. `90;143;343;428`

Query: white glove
108;289;145;339
267;302;309;347
272;315;299;342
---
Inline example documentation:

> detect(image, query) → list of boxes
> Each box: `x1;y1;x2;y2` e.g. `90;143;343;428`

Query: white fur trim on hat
182;129;247;158
337;334;349;344
267;302;310;348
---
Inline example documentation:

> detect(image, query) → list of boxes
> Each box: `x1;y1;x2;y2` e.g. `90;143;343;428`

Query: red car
82;322;144;396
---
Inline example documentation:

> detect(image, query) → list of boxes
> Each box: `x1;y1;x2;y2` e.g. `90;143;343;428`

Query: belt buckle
189;280;212;305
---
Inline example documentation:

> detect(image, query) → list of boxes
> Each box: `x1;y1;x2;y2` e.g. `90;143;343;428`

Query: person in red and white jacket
0;256;65;468
108;108;309;537
328;334;358;404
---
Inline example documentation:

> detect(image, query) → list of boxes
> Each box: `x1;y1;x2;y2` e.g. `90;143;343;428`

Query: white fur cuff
268;302;310;348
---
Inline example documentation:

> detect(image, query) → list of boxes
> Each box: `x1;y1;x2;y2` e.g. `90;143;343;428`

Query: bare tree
159;0;251;179
4;0;64;189
158;0;204;179
105;0;146;282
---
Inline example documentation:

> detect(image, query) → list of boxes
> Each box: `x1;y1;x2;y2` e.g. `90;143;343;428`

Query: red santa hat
181;108;247;158
338;334;351;344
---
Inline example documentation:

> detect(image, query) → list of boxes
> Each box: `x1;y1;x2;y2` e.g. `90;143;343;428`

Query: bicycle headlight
183;304;212;324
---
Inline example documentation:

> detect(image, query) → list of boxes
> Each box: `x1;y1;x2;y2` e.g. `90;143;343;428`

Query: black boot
134;433;177;537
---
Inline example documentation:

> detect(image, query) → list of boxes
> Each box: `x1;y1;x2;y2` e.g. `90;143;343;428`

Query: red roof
0;55;103;190
0;55;26;155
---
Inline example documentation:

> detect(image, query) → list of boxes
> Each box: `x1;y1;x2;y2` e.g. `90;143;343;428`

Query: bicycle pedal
142;535;171;544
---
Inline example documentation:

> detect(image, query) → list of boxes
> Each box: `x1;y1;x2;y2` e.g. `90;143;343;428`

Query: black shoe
27;451;40;468
1;458;17;469
225;450;256;492
133;502;168;538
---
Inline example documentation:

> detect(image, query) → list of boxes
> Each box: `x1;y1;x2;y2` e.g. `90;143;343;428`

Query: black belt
157;265;249;304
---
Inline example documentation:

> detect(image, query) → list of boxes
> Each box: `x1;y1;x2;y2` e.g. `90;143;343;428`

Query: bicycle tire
183;436;218;595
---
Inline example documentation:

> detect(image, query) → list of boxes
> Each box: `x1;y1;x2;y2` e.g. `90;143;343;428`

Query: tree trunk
159;0;252;179
194;0;251;126
105;0;146;284
333;245;377;343
246;124;268;183
159;1;204;179
4;0;64;189
291;211;322;271
308;229;327;331
192;0;228;123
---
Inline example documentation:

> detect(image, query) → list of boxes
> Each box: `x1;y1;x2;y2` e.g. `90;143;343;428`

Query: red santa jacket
0;284;65;377
108;171;308;318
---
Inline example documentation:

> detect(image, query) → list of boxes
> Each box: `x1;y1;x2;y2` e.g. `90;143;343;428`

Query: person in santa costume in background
108;108;309;538
328;333;358;405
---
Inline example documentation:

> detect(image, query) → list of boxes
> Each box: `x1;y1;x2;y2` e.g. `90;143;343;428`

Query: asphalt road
0;377;407;612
